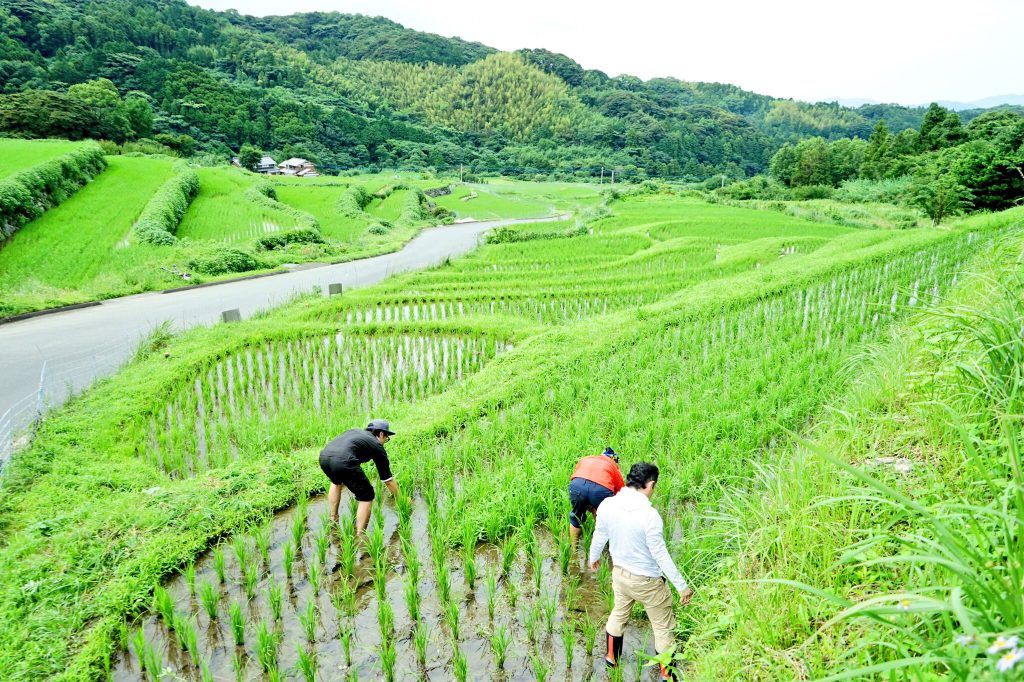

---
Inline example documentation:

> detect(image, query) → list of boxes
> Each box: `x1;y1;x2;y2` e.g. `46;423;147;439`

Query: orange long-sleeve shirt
571;455;625;493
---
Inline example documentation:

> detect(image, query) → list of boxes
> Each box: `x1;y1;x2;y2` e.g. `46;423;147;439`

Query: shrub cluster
0;142;106;242
132;166;200;245
484;224;588;244
187;247;264;275
255;228;324;251
336;185;371;217
396;189;427;227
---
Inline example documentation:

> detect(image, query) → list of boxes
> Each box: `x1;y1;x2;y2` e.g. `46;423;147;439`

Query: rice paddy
3;187;1023;680
0;138;84;178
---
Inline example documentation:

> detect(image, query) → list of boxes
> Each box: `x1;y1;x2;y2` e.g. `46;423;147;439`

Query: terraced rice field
177;168;304;243
3;189;1022;681
0;138;83;177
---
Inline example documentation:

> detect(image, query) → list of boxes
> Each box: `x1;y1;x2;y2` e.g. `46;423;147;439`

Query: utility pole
611;169;615;184
721;174;726;188
600;167;604;184
460;163;464;182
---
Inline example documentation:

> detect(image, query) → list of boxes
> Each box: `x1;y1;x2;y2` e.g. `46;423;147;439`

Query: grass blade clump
153;586;175;630
414;621;429;667
300;600;318;643
198;580;219;621
267;577;283;622
213;546;227;584
256;620;278;672
282;541;295;580
296;643;317;682
490;626;510;669
229;601;245;646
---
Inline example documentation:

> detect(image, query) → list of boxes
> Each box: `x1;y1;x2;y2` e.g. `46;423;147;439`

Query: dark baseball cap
366;419;395;436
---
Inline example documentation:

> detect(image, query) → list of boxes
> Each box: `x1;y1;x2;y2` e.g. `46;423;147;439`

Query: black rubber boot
605;631;624;667
656;650;677;681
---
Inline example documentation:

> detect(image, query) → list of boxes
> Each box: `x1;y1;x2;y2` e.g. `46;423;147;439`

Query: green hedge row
132;165;200;245
336;184;371;218
0;142;106;242
245;180;320;232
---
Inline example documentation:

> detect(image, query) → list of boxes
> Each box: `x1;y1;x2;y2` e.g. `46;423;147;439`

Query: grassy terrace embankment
1;193;1021;681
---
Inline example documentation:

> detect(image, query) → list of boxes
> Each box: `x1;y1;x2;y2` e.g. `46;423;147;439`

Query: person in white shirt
589;462;694;681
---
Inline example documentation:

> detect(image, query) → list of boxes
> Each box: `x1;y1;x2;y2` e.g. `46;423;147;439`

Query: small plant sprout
232;651;246;682
339;526;357;576
200;658;214;682
490;626;511;669
378;598;395;638
453;646;468;682
531;650;550;682
404;571;421;622
256;620;278;672
500;535;516;576
486;566;497;620
130;627;147;668
283;540;295;580
296;643;318;682
506;577;520;607
379;639;397;682
564;575;580;612
315;523;330;565
444;599;461;641
143;644;164;681
436;561;453;605
540;590;557;633
183;562;196;595
153;586;175;630
562;619;575;668
213;546;227;584
291;513;306;549
340;625;353;666
558;536;572;575
244;562;259;600
268;577;283;622
414;621;429;666
461;524;477;590
307;560;321;592
199;580;219;621
300;599;319;643
232;536;249;574
229;600;245;646
254;523;271;564
524;606;539;644
531;549;544;591
581;615;598;656
374;554;390;604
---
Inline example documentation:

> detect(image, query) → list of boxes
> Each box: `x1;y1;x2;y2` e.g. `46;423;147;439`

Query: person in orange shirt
568;447;625;547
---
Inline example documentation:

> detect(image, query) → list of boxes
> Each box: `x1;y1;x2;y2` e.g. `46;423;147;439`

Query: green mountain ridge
0;0;1017;178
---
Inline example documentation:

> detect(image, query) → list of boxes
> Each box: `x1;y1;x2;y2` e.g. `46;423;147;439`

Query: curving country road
0;216;555;448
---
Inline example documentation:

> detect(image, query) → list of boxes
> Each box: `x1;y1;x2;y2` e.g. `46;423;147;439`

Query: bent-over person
319;419;400;534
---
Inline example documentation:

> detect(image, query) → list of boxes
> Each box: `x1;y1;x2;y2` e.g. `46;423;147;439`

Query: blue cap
367;419;395;436
602;447;619;463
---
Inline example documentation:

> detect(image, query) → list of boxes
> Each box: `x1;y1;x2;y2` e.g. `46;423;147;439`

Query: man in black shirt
319;419;400;534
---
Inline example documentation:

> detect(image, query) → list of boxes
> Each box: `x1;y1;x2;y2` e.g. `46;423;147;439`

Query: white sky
190;0;1022;105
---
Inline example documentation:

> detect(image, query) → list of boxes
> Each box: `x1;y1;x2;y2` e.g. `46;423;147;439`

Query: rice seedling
485;566;497;620
524;605;540;644
130;627;147;668
453;647;468;682
142;644;164;682
307;560;320;592
540;589;557;633
379;639;397;682
580;614;597;656
282;541;295;580
530;548;544;591
299;600;319;643
557;534;572;575
378;598;395;639
404;571;420;622
213;546;227;584
315;523;330;565
461;523;477;590
229;601;245;646
490;626;511;669
267;577;283;622
200;658;213;682
531;650;550;682
256;620;278;672
243;562;259;600
564;575;580;613
198;580;219;621
436;561;453;605
232;536;249;575
561;619;575;668
153;586;175;630
296;643;318;682
443;599;461;641
413;621;429;666
340;625;353;666
253;523;271;564
338;525;357;576
232;651;245;682
366;520;386;565
291;513;306;549
506;578;520;607
183;562;196;595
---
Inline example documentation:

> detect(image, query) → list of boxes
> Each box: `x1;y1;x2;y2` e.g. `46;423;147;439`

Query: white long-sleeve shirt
588;487;688;593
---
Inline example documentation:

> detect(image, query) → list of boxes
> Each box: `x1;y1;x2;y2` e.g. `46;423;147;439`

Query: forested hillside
0;0;1016;179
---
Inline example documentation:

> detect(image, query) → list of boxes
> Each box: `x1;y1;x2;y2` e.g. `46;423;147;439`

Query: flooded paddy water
112;493;662;681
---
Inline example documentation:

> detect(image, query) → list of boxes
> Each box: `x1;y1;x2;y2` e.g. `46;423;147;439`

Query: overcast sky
191;0;1021;105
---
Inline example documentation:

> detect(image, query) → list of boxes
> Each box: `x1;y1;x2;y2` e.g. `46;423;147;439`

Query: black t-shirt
320;428;393;481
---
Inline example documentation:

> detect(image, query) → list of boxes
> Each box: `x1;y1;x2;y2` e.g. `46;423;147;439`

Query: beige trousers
606;565;676;653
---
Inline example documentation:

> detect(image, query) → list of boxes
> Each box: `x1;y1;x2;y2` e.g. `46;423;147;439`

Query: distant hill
0;0;1014;179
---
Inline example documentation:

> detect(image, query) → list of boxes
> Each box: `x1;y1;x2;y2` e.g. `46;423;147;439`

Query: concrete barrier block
221;309;241;323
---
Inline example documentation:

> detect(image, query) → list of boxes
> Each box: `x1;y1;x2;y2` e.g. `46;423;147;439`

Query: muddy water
112;494;662;681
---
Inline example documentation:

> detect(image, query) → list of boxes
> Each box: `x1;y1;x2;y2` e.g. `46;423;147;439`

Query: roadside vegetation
2;186;1021;680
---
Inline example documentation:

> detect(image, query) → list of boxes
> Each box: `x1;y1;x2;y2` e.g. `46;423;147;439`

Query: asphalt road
0;216;552;429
